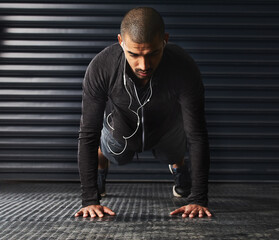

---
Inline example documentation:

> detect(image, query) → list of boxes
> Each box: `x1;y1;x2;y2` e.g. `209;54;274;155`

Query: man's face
118;33;168;81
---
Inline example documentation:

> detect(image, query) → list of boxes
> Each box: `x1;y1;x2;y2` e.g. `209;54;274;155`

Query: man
75;7;212;219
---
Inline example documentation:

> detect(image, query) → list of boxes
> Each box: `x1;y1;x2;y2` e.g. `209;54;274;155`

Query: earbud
163;40;166;47
121;42;124;49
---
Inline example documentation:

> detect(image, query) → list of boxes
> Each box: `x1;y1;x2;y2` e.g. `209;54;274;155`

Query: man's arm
76;59;115;217
78;63;106;206
170;58;211;218
178;58;210;207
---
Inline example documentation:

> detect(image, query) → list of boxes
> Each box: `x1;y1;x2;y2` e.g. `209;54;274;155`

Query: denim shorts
100;125;136;165
100;121;187;165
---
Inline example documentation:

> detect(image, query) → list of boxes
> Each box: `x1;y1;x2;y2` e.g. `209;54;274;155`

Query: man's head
118;7;169;80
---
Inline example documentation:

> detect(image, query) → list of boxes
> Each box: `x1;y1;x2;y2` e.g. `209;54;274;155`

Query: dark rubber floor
0;182;278;240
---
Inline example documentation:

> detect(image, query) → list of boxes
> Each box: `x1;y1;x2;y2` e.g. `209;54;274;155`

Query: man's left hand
170;204;212;218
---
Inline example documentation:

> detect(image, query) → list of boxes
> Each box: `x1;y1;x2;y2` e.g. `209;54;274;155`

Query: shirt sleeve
178;58;210;207
78;58;108;207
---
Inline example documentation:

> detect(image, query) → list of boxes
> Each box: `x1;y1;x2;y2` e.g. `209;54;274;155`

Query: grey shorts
100;122;187;165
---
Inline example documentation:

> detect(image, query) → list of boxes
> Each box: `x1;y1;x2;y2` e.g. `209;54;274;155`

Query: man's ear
117;34;123;47
164;33;169;45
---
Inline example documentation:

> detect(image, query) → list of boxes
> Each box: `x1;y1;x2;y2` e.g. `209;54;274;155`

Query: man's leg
172;159;184;168
169;158;191;198
98;147;109;197
98;147;109;169
98;124;136;197
152;119;191;198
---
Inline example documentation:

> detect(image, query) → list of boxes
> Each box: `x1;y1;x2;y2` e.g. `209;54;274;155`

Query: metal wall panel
0;0;278;181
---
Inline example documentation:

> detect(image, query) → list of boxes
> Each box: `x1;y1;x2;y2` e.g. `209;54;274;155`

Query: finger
94;208;104;218
103;206;116;216
205;209;212;217
83;210;89;218
75;210;83;217
182;208;192;218
170;207;184;215
198;209;204;218
189;208;199;218
89;209;96;218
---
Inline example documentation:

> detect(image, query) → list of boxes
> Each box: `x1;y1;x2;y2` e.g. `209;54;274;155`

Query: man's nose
138;56;150;71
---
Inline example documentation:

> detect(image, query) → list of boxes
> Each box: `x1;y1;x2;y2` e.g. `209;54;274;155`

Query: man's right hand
75;205;116;218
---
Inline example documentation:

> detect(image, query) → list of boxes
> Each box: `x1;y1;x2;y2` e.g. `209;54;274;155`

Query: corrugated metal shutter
0;0;278;182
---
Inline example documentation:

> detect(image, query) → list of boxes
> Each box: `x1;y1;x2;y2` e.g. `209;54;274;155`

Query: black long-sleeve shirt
78;43;210;207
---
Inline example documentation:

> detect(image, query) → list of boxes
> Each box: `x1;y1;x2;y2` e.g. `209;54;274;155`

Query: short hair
120;7;165;43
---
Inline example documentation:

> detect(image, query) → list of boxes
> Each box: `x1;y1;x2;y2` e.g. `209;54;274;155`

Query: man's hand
75;205;116;218
170;204;212;218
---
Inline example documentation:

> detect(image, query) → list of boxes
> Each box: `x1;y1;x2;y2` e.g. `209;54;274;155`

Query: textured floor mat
0;182;278;240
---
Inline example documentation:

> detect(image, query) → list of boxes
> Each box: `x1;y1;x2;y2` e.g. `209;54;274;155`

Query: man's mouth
136;69;153;77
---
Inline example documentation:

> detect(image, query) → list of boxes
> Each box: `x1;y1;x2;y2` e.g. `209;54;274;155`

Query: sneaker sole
172;185;182;198
168;164;174;174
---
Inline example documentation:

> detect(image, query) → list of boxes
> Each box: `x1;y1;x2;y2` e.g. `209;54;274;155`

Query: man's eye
149;51;159;56
130;54;138;58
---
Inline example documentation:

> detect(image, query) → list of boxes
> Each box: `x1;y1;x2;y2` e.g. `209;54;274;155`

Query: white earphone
106;57;153;155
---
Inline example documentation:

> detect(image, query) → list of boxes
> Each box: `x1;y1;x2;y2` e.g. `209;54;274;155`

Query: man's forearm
187;136;210;207
78;131;101;207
